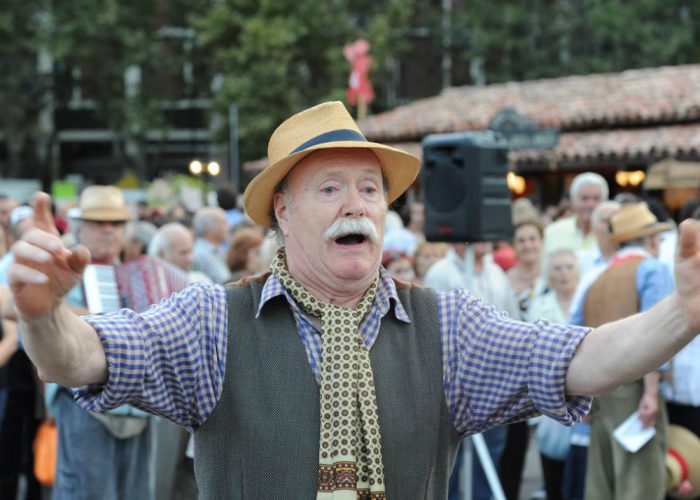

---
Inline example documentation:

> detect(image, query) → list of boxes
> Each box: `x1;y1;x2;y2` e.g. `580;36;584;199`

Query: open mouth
335;233;368;245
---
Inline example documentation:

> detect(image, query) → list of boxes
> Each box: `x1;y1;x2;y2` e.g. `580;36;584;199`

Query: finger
8;262;49;285
21;228;63;254
31;192;58;236
10;240;54;265
678;219;699;260
67;245;91;275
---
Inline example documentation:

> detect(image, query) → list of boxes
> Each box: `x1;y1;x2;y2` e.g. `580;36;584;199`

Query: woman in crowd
528;249;581;500
411;241;447;284
226;226;265;280
507;219;547;320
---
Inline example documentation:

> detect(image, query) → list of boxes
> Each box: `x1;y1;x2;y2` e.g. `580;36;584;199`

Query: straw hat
243;101;420;227
79;186;130;222
666;425;700;499
609;202;670;243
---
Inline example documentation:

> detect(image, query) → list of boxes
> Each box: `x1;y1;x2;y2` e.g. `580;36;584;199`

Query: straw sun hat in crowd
78;186;130;222
243;101;420;227
609;202;671;243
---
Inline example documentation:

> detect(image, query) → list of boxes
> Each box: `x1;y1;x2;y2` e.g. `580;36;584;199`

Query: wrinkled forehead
286;148;384;185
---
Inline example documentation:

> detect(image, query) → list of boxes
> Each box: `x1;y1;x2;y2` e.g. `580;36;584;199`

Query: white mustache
324;217;379;243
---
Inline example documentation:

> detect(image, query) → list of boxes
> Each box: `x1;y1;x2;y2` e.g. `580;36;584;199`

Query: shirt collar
256;266;410;324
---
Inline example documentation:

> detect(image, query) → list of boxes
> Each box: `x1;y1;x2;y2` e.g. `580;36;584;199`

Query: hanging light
507;172;526;195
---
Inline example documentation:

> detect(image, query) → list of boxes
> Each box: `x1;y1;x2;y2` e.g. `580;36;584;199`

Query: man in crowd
544;172;609;256
575;200;622;285
192;206;231;284
571;202;674;500
149;222;212;284
8;102;700;499
44;185;156;500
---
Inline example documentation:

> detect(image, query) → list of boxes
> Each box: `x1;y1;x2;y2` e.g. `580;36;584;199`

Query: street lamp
207;161;221;177
189;159;221;178
189;160;203;176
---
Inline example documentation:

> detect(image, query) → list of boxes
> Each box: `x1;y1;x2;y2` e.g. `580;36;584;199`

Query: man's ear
272;191;291;236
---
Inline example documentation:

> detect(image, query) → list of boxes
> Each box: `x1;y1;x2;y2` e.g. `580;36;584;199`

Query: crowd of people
1;100;700;500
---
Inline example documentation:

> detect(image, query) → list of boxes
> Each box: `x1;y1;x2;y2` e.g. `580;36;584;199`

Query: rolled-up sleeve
73;283;228;431
439;289;592;437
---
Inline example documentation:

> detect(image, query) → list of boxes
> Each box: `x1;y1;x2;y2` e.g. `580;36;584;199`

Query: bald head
149;223;194;272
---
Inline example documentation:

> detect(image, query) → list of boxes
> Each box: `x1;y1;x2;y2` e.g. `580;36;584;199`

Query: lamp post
189;159;221;179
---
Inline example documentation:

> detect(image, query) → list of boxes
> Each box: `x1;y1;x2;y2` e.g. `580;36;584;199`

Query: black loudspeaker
422;132;513;242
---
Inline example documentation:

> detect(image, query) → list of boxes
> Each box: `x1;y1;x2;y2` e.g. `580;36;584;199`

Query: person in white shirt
544;172;609;256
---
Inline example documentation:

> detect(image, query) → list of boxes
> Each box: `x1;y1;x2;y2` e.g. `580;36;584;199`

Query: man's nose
342;188;366;218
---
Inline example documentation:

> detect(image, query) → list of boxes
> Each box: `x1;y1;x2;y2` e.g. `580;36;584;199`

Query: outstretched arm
8;192;107;387
566;220;698;396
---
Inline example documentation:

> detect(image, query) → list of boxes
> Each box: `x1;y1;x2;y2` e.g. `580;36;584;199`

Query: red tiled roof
359;65;700;142
379;123;700;172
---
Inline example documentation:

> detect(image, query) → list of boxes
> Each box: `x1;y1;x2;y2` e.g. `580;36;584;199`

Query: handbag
33;419;58;486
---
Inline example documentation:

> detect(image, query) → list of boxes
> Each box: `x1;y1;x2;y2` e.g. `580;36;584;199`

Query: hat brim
667;425;700;499
243;141;420;227
609;222;671;243
80;208;130;222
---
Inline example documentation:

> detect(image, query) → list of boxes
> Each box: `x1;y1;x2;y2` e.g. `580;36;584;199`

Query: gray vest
194;276;460;499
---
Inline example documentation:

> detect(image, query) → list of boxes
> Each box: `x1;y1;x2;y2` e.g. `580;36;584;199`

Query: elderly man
8;102;700;500
149;222;212;282
192;206;231;284
43;186;157;500
544;172;609;255
570;202;674;500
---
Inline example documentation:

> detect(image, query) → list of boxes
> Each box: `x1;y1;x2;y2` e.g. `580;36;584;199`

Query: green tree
192;0;415;171
0;0;51;178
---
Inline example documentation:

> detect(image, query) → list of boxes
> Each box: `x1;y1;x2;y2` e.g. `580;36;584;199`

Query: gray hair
192;207;226;238
570;172;609;202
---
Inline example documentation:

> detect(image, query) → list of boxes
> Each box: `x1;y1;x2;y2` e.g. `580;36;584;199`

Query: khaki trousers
584;380;667;500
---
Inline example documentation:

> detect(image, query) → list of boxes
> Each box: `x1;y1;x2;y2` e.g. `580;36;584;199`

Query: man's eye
321;187;336;194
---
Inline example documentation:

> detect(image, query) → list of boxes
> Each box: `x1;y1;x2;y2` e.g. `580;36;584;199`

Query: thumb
677;219;698;261
66;245;91;275
31;192;58;236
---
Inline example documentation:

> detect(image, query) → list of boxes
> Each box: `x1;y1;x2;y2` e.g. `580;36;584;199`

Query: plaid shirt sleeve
73;283;228;431
438;289;592;437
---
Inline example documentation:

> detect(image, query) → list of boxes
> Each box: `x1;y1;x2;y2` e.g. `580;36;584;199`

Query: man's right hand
8;192;90;318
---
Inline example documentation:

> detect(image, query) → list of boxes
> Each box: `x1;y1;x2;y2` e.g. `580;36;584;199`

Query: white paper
612;411;656;453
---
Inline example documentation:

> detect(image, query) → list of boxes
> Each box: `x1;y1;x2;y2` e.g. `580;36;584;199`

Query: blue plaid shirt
75;268;592;434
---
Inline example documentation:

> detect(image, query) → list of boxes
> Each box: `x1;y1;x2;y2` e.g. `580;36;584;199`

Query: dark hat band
291;129;367;154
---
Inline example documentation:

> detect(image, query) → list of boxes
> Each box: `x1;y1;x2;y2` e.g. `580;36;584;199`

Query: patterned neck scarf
270;249;387;500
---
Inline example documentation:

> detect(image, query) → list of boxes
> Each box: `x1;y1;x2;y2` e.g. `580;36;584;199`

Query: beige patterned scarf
270;249;387;500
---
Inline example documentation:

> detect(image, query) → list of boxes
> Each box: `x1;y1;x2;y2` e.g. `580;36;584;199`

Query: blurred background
3;0;700;211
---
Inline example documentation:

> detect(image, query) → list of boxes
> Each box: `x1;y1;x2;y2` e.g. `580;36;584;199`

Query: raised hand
674;219;700;333
8;192;90;318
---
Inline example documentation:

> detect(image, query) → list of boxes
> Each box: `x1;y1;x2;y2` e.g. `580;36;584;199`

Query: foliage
0;0;51;177
192;0;415;163
3;0;700;183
